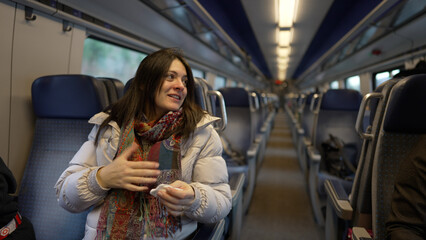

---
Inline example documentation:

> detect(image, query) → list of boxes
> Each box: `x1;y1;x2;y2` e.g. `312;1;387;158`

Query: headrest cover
321;89;362;111
219;87;249;107
32;75;103;119
383;74;426;133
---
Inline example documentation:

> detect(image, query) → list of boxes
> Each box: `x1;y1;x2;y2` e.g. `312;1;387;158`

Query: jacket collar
88;112;219;132
88;112;120;132
196;114;220;130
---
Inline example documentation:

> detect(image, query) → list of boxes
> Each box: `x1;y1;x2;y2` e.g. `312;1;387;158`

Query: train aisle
240;109;324;240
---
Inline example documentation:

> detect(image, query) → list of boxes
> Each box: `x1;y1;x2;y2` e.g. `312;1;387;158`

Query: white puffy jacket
55;112;232;239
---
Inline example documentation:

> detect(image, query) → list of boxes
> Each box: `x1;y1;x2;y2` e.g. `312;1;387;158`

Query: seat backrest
350;79;400;226
124;77;134;94
98;77;124;103
18;74;105;240
218;87;254;156
193;77;208;111
99;77;119;104
108;77;125;99
314;89;362;166
250;90;263;134
301;92;315;140
371;74;426;239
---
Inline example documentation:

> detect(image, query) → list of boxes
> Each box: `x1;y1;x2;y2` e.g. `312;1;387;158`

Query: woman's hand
96;142;160;191
157;180;195;217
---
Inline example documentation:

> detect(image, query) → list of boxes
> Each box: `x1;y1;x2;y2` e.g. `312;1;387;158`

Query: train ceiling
198;0;382;82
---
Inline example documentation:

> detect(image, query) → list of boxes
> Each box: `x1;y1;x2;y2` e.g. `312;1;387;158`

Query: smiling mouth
168;94;181;100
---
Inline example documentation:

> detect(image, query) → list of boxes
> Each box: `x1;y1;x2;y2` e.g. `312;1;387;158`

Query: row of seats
286;88;363;226
285;74;426;239
17;73;278;240
189;78;278;239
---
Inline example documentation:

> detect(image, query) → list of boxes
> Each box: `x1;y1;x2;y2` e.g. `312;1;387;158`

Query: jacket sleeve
185;125;232;223
385;152;426;240
54;124;113;213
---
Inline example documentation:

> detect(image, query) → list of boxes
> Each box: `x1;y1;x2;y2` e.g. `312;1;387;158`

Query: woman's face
153;59;188;119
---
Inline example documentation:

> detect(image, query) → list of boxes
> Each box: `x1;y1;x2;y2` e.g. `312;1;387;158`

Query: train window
345;75;360;91
227;80;238;87
81;38;147;83
355;26;378;51
392;0;426;27
192;68;205;79
330;80;339;89
373;68;401;89
214;75;226;90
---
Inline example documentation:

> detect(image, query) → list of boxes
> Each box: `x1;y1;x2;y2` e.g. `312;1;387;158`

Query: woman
55;48;232;239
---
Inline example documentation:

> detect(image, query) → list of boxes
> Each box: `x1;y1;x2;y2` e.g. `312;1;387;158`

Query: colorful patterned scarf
96;110;183;240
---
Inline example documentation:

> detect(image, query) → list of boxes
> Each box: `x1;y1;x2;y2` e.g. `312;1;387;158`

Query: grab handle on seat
250;92;260;111
310;93;321;113
208;90;227;132
355;92;382;140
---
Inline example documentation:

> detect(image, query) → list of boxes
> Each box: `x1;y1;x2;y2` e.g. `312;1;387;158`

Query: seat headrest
32;75;104;119
321;89;362;111
305;92;314;105
124;78;134;94
383;74;426;133
193;78;207;110
219;87;249;107
368;79;399;125
99;77;124;99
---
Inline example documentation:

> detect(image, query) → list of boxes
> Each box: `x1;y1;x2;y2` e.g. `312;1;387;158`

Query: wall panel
10;4;76;186
0;0;16;165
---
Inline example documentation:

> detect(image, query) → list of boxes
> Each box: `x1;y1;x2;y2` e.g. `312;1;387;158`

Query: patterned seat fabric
18;74;105;240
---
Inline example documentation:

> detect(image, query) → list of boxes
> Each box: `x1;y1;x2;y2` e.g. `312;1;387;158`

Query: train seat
108;77;125;98
285;93;302;146
324;77;403;239
324;78;401;240
18;74;106;240
262;92;277;136
250;91;268;170
123;77;134;93
351;74;426;239
306;89;362;226
295;92;317;178
98;77;124;103
218;87;260;213
193;78;245;240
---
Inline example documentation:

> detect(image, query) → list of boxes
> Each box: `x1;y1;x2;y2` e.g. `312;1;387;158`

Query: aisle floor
240;110;325;240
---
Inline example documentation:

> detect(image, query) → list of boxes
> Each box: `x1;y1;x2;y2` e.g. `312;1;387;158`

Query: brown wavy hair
95;48;205;144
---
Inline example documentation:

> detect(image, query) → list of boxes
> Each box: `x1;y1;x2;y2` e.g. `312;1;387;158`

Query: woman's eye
165;74;175;80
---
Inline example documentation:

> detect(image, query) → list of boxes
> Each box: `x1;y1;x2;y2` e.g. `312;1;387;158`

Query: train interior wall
0;0;86;187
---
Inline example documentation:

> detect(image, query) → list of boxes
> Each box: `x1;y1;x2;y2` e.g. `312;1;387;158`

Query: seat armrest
352;227;373;240
303;138;311;147
325;179;353;220
192;219;225;240
247;142;260;158
229;173;245;207
307;145;321;163
254;133;264;144
297;126;305;135
260;122;269;133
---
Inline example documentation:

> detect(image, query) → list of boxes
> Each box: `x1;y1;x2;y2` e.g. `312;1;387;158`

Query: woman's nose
174;78;185;90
